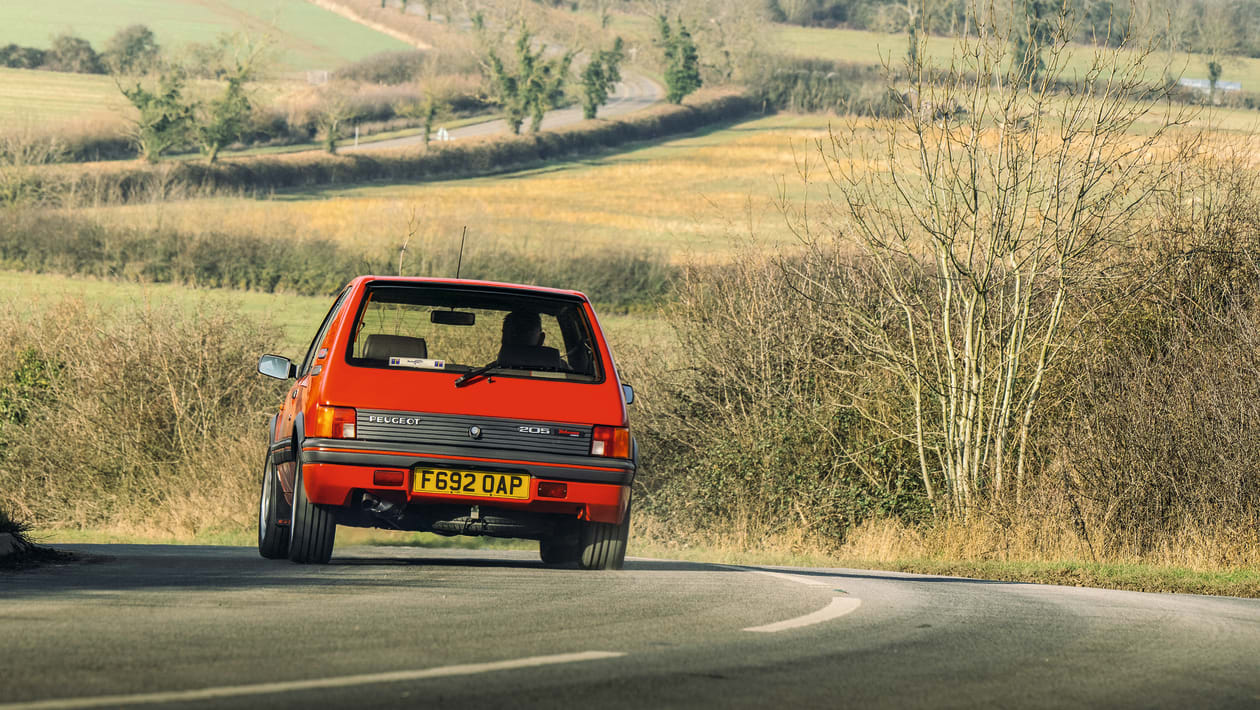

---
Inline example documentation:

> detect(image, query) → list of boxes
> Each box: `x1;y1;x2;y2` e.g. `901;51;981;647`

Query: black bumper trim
300;438;635;486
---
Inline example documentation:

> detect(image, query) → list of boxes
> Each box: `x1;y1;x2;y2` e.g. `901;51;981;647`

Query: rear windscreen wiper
454;360;500;388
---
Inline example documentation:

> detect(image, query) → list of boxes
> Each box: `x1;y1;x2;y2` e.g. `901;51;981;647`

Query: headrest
363;334;427;361
497;344;563;370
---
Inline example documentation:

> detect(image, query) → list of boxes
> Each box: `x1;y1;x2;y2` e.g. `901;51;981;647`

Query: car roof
350;276;589;301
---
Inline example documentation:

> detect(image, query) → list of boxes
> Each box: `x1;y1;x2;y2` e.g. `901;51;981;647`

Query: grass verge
626;539;1260;599
27;522;1260;597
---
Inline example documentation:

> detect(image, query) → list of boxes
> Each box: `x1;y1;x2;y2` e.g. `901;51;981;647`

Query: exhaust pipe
361;492;406;525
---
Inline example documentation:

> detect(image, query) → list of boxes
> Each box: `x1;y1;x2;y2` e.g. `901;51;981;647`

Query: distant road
2;545;1258;709
343;73;664;153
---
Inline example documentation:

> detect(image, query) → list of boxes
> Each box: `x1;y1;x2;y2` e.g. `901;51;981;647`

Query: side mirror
622;384;635;405
258;355;296;380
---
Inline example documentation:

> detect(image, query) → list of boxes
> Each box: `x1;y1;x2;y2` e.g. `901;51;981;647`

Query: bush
628;251;928;542
0;210;676;309
0;211;388;296
44;34;104;74
335;50;433;84
746;55;916;115
629;145;1260;567
103;24;160;75
1044;147;1260;565
0;299;281;533
0;44;45;69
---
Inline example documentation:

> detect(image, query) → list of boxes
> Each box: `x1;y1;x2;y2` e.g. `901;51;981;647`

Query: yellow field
74;114;844;261
67;96;1260;264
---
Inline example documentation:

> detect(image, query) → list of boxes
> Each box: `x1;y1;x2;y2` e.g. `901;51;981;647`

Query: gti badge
468;426;482;440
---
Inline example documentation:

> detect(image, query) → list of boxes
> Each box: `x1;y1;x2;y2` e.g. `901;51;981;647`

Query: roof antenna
455;226;467;280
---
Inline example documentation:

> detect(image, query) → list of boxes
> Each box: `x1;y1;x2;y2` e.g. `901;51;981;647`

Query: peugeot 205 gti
256;277;636;569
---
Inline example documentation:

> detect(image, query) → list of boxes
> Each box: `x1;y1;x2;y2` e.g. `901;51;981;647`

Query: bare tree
784;1;1197;516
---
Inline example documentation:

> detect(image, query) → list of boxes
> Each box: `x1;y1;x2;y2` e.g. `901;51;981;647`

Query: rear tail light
314;405;357;439
591;426;630;458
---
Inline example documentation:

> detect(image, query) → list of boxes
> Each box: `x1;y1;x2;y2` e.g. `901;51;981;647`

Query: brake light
314;405;357;439
591;426;630;458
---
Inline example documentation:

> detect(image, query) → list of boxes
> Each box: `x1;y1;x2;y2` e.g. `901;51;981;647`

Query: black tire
258;456;290;560
578;498;630;570
539;536;580;566
287;455;337;564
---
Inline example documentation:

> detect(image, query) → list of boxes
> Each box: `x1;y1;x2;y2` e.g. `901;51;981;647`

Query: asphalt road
342;73;665;153
2;544;1258;709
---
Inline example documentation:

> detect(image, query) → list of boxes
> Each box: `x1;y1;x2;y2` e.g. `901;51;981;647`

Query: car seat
363;334;428;361
496;344;563;370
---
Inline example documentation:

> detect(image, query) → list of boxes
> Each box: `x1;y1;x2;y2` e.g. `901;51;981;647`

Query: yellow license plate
413;468;531;500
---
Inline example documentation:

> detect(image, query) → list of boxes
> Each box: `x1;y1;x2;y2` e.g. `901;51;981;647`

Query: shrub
335;50;433;84
0;299;281;533
0;211;388;296
103;24;160;75
0;210;676;309
628;251;927;542
44;34;104;74
0;44;45;69
1043;147;1260;565
746;55;905;115
629;144;1260;567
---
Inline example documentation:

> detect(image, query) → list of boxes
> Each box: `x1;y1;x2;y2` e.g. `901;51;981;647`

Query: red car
256;276;636;569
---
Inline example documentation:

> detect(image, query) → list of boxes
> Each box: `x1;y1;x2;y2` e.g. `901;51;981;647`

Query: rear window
345;284;602;383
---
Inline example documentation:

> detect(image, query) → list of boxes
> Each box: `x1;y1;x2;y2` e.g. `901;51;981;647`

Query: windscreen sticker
389;357;446;370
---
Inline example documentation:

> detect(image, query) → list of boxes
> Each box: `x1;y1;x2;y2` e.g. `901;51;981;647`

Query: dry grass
54;104;1253;264
69;113;837;260
629;513;1260;597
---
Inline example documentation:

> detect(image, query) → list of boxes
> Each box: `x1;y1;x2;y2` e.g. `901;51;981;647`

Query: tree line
768;0;1260;59
1;25;160;75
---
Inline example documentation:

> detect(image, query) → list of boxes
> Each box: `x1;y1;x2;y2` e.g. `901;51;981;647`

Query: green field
771;24;1260;91
0;67;133;130
0;0;413;71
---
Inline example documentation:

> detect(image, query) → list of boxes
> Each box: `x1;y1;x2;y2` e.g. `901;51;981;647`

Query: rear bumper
289;438;633;525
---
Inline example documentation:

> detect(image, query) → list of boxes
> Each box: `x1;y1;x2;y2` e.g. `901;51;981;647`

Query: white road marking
710;565;863;632
0;651;626;710
744;596;864;633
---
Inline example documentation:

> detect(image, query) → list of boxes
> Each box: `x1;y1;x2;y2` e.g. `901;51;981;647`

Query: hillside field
0;67;132;132
771;24;1260;91
66;95;1260;264
0;0;413;71
73;114;838;261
